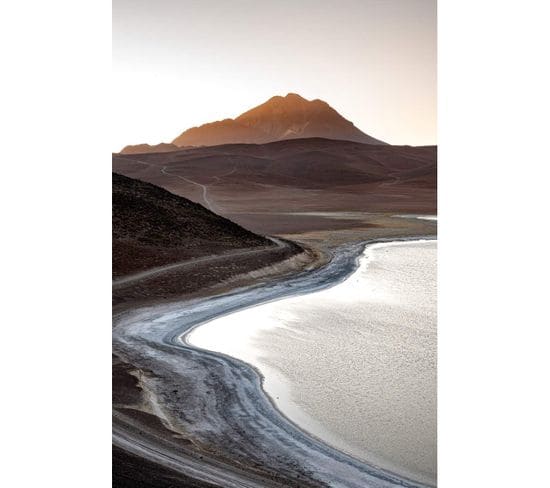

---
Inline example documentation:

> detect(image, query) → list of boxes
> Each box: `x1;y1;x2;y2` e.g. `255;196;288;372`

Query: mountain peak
263;92;308;108
267;92;306;101
284;92;306;100
169;94;387;147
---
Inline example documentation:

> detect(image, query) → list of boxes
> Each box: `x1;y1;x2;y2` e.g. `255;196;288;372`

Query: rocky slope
112;172;272;277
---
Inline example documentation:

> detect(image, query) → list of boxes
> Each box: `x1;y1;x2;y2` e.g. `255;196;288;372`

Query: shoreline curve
113;235;436;488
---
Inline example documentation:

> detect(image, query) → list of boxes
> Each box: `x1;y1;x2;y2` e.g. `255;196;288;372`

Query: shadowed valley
114;137;436;235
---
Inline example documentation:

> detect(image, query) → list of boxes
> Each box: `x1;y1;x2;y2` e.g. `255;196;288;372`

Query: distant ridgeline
119;93;386;154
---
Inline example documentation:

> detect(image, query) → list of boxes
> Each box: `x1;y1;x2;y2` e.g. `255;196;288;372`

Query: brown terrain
112;172;437;488
113;137;436;235
112;173;308;307
113;173;325;488
113;98;437;488
113;172;272;277
120;93;386;152
112;195;437;488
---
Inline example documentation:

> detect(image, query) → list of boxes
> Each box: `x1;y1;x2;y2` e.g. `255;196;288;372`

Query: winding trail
160;165;214;211
114;155;237;213
113;237;285;289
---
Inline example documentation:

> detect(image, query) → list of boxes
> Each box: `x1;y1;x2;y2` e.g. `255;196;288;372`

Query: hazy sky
113;0;436;150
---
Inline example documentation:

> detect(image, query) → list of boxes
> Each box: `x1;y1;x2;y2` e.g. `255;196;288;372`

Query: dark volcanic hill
112;172;271;277
172;93;386;147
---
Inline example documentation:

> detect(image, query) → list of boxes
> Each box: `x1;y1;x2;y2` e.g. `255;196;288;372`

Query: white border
1;1;549;487
2;2;111;487
439;1;549;486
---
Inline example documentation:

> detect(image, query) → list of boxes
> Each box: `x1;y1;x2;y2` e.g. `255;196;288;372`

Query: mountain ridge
120;143;182;155
173;93;386;147
119;93;386;153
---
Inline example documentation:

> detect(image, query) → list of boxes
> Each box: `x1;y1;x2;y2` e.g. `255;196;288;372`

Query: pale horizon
113;0;436;151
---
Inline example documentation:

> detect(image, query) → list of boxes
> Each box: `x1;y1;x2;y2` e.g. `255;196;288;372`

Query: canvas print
113;1;437;486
